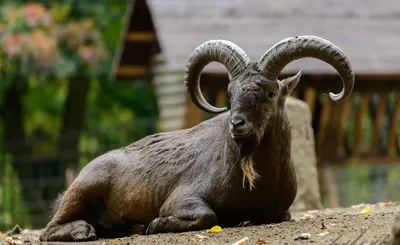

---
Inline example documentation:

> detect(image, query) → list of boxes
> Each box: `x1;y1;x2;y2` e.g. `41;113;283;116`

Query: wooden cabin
113;0;400;206
113;0;399;163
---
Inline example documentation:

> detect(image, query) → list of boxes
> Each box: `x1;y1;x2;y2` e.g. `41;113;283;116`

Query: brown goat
39;35;355;241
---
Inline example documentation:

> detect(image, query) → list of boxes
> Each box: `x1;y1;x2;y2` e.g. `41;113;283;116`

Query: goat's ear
280;70;302;97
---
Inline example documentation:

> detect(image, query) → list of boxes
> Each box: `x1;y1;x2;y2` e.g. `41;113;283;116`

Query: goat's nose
230;115;246;129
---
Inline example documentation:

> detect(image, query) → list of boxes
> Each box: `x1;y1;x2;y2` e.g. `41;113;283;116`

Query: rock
295;233;312;240
5;225;22;236
286;97;322;211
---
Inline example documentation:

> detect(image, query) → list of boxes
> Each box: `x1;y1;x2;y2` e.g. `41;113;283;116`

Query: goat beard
241;156;260;190
230;133;261;190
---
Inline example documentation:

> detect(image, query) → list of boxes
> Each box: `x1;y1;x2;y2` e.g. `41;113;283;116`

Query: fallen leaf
351;203;366;209
300;213;315;220
207;226;223;233
4;236;23;245
111;238;120;242
229;237;249;245
360;207;372;216
257;239;267;244
316;231;330;237
321;222;328;229
294;233;311;240
194;234;207;241
307;210;320;215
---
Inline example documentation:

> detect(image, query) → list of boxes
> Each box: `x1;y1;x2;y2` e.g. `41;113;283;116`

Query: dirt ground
1;201;399;245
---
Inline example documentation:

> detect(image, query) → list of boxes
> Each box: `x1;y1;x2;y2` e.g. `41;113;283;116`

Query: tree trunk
1;79;40;226
58;77;90;188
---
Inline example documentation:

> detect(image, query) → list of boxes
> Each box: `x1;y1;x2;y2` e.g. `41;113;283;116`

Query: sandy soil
1;201;399;245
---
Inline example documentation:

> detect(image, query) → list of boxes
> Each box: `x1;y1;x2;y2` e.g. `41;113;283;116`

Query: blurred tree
0;0;159;225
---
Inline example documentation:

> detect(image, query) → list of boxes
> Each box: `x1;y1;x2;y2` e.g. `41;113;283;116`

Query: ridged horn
257;35;355;101
185;40;251;113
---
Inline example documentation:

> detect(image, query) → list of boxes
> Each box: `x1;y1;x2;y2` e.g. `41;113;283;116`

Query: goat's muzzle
229;114;253;139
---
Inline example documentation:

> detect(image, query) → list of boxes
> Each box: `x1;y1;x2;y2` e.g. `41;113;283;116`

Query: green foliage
0;155;32;230
336;165;370;207
0;0;160;229
24;76;66;156
321;163;400;208
388;166;400;200
0;0;144;151
0;0;125;82
0;0;158;158
79;79;159;167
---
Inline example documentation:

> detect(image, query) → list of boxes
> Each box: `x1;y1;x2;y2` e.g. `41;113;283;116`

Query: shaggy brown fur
39;63;300;242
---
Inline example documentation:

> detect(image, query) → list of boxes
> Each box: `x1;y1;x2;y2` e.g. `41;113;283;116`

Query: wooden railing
184;74;400;165
292;89;400;165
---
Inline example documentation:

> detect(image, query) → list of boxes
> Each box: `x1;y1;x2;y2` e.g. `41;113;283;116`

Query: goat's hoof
39;232;49;242
71;222;97;241
146;217;166;235
282;210;291;222
39;221;97;242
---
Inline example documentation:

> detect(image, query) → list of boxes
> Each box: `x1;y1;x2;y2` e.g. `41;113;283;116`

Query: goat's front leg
146;196;218;234
40;220;97;241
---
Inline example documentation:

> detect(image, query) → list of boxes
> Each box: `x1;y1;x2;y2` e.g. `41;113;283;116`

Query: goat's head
185;36;355;146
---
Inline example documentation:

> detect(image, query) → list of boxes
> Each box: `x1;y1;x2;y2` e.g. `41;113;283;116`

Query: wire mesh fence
0;118;158;231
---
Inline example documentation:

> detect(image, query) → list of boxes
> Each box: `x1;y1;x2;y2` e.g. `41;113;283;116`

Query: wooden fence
293;80;399;165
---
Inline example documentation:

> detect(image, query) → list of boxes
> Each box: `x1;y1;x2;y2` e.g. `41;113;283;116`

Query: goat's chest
210;174;282;218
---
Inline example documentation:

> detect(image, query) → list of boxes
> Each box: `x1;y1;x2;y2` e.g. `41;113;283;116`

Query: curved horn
257;35;355;102
185;40;251;113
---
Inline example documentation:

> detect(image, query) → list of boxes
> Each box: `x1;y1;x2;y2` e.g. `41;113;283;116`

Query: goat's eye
267;92;276;100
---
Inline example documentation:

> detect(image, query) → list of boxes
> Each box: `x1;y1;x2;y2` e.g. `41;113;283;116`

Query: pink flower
78;46;95;63
5;33;24;56
23;2;47;27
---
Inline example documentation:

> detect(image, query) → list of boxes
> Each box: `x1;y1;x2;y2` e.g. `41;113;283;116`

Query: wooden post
321;164;340;208
370;92;388;156
352;92;371;157
387;92;400;156
151;53;187;131
184;99;205;128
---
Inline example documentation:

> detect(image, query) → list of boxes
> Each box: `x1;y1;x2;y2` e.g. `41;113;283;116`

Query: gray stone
286;96;322;211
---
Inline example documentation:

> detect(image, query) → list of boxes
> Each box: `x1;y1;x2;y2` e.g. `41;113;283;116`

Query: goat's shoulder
126;112;230;151
81;112;230;172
